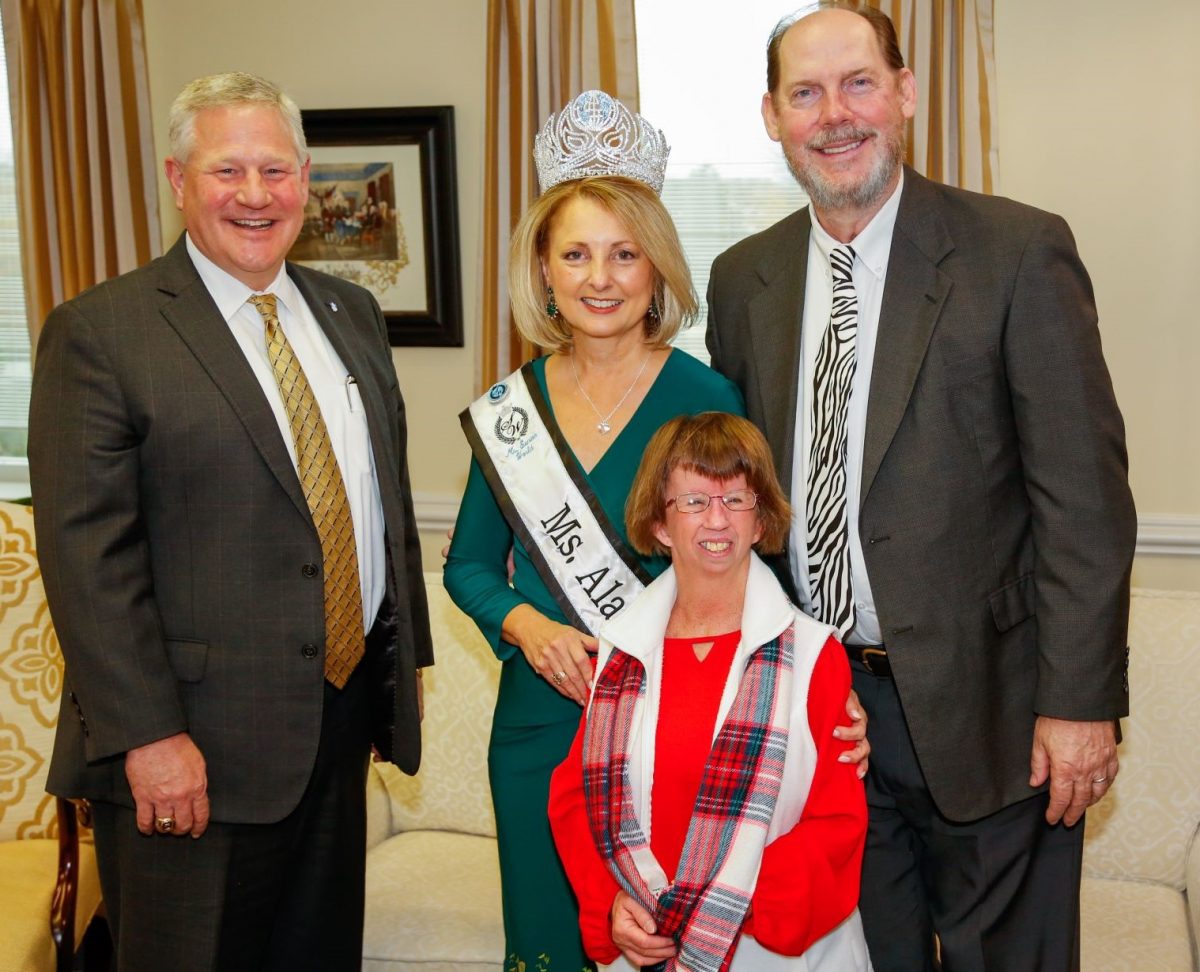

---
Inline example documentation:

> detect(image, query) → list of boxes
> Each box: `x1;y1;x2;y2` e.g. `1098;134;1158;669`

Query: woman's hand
502;604;597;705
611;891;676;967
833;689;870;778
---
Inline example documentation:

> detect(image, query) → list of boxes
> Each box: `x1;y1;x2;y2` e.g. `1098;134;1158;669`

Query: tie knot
830;245;856;275
248;293;279;321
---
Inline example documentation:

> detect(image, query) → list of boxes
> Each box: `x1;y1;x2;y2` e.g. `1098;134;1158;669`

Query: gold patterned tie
249;293;365;688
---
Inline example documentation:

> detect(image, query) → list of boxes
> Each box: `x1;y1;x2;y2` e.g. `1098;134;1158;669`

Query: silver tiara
533;90;670;194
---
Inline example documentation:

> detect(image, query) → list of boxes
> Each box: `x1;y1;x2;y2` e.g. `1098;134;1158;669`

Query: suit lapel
154;239;312;523
747;210;812;495
861;172;955;500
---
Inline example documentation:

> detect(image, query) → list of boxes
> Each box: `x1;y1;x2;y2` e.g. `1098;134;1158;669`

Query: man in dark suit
28;72;432;971
706;5;1135;969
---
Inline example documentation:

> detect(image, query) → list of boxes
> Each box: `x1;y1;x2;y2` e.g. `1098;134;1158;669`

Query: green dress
444;349;745;972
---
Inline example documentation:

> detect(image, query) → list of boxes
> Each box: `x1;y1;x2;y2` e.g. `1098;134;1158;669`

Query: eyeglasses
666;489;759;514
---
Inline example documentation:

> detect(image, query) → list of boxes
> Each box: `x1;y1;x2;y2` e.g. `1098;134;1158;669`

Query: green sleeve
443;458;525;662
713;376;747;417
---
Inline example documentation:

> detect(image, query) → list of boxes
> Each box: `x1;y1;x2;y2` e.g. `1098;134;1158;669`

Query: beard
784;123;905;212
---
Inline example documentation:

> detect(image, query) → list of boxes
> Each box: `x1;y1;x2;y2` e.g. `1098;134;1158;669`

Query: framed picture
291;106;463;347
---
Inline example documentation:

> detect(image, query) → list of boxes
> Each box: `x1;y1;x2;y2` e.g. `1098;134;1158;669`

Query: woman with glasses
549;412;872;971
446;90;869;972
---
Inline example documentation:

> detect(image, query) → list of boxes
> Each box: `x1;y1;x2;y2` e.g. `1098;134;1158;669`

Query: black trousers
852;662;1084;972
92;665;371;972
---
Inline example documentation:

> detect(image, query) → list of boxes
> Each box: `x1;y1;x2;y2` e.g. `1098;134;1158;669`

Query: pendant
597;421;612;434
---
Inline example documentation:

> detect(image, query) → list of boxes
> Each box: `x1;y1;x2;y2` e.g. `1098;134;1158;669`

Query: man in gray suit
29;72;432;971
706;5;1135;969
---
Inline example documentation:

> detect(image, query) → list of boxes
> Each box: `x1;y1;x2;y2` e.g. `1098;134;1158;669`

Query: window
0;13;31;496
635;0;809;362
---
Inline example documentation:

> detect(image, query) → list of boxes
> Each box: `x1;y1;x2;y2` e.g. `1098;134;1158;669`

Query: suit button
302;563;319;577
301;643;319;659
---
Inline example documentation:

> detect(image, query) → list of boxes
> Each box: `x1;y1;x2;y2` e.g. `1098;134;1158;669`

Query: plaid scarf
582;628;794;972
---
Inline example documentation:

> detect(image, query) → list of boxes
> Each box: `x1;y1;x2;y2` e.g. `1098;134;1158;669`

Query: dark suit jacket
707;169;1136;821
29;235;433;824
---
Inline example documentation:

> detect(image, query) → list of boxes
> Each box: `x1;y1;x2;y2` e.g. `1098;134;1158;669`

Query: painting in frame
291;106;463;347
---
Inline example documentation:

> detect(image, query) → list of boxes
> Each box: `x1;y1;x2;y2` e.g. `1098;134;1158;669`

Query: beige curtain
874;0;997;193
2;0;161;349
480;0;639;391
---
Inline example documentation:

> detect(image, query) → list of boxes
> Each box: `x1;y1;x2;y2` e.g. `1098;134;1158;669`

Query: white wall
994;0;1200;591
141;0;484;566
140;0;1200;590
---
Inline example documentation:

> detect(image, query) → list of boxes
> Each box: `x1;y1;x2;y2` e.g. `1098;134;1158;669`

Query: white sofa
361;578;1200;971
362;574;504;971
1080;588;1200;971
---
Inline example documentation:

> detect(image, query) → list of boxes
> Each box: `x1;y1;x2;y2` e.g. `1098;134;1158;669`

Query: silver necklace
570;351;652;434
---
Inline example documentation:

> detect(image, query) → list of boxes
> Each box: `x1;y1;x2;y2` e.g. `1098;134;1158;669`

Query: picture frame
292;106;463;347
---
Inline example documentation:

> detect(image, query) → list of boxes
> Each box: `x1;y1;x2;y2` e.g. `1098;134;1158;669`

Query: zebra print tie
806;244;858;635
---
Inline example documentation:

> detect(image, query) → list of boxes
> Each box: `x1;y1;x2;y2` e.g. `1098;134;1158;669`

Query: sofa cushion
0;837;102;972
1083;589;1200;890
380;577;500;838
1080;876;1194;972
363;830;503;970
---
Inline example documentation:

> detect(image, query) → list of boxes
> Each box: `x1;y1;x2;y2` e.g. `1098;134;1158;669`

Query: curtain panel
1;0;160;351
874;0;998;193
480;0;639;392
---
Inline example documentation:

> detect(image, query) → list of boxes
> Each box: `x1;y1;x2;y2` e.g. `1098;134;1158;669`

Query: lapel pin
328;300;339;312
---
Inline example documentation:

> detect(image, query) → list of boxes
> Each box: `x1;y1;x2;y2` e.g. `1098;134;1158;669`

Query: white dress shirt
185;235;386;626
789;175;904;646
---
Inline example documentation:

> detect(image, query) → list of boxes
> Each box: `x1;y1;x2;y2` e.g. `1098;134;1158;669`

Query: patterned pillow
0;501;64;843
1082;588;1200;889
379;576;500;838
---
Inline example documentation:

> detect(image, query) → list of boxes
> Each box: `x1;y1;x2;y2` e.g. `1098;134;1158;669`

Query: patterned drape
480;0;639;392
873;0;998;193
1;0;161;351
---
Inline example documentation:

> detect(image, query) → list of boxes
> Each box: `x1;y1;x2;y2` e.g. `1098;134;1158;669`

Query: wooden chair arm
51;796;81;972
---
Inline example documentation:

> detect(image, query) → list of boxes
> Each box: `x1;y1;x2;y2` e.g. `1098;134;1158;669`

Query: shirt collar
185;233;299;322
808;170;904;282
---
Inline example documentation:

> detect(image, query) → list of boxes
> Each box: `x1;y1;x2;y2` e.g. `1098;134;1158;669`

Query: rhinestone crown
533;90;670;194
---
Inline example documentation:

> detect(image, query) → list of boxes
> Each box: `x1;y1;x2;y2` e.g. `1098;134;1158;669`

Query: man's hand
610;891;675;967
834;689;870;778
125;731;210;838
1030;716;1118;826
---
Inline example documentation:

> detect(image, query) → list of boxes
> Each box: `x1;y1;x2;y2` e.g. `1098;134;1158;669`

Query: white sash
460;364;650;635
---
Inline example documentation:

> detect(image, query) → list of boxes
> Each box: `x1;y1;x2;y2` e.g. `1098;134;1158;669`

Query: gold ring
551;671;567;686
154;815;176;834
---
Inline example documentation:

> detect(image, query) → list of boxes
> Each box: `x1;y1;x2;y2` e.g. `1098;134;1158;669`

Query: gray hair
168;72;307;163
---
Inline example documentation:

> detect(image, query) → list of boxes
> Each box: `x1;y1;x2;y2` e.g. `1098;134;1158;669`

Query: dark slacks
92;665;371;972
852;661;1084;972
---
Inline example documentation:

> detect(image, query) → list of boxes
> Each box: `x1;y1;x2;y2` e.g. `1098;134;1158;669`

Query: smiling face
654;468;763;586
762;9;916;226
539;195;656;345
165;103;310;290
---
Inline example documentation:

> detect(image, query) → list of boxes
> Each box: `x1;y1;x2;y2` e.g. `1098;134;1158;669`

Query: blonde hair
625;412;792;557
169;72;306;164
508;176;697;353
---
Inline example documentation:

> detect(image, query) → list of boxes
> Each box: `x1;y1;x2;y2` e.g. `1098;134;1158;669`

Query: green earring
545;286;558;319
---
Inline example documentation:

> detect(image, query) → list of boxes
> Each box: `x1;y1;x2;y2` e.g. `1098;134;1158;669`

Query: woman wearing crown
444;92;865;971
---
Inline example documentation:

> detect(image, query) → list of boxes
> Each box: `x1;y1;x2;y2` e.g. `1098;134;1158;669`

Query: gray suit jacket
707;169;1136;821
29;235;433;824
